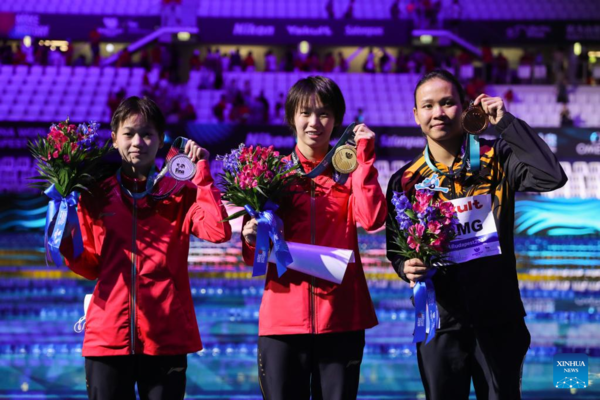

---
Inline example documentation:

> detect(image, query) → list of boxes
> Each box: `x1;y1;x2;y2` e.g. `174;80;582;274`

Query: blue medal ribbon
424;133;480;177
44;185;83;267
245;201;293;278
412;268;439;345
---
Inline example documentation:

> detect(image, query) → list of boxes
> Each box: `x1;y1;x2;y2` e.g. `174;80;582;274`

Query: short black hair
110;96;166;137
285;76;346;130
413;69;466;107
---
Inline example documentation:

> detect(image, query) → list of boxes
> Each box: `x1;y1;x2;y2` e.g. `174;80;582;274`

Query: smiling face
111;113;163;177
413;77;464;145
293;94;336;158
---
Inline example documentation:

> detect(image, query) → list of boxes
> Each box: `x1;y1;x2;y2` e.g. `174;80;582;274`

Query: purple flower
216;144;244;174
392;191;412;211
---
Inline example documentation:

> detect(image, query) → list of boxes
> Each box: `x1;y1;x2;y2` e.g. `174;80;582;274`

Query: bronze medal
332;144;358;174
461;102;489;135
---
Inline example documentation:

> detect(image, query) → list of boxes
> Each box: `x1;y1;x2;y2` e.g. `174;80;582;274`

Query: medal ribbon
291;122;356;184
424;134;480;178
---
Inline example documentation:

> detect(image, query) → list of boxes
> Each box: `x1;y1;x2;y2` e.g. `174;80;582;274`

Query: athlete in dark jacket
386;69;567;400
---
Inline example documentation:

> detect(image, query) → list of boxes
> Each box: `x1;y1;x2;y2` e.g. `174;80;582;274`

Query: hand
242;218;258;246
403;258;431;288
184;139;210;163
353;123;376;144
474;94;506;125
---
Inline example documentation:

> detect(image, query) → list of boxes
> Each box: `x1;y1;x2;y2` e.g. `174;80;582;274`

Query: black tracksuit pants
257;330;365;400
84;354;187;400
417;318;531;400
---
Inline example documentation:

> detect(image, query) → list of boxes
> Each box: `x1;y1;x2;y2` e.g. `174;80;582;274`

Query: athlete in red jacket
60;97;231;400
242;76;386;400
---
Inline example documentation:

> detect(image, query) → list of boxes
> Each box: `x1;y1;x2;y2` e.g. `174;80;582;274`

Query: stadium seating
0;0;598;20
1;66;599;127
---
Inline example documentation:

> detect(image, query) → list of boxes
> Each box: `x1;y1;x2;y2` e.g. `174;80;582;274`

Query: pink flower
415;190;433;206
439;202;455;218
431;238;443;252
410;223;425;238
52;150;59;159
427;221;442;235
63;155;70;163
407;236;420;252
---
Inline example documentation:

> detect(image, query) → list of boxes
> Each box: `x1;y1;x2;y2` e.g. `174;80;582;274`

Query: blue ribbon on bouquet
413;268;439;345
44;185;83;267
245;201;293;278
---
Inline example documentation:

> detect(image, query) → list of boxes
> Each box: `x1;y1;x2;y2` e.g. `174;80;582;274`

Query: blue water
0;232;598;399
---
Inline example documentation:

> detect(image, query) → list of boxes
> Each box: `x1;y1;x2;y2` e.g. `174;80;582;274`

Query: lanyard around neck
424;133;480;178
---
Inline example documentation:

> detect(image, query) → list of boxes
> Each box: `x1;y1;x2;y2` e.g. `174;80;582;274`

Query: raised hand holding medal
165;137;208;181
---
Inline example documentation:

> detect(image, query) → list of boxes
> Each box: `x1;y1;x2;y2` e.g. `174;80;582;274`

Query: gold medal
461;102;489;135
332;144;358;174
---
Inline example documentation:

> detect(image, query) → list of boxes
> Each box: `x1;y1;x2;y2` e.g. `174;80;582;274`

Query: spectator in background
481;41;493;82
151;44;162;70
34;43;49;66
307;51;321;72
179;97;197;122
257;91;270;124
13;46;27;65
363;48;376;73
503;88;514;106
139;48;151;70
326;0;335;18
73;55;87;66
465;76;486;102
552;48;566;82
274;93;285;123
264;50;277;72
396;49;409;73
494;51;509;84
447;0;461;32
230;93;250;124
380;50;392;73
189;49;202;71
116;49;132;68
406;0;417;26
355;108;365;123
337;51;349;72
323;52;335;72
226;78;240;103
213;94;228;123
221;51;230;73
230;48;243;71
64;40;74;66
90;28;101;66
108;88;127;115
390;0;400;19
48;48;65;67
243;51;255;72
282;49;295;72
556;77;569;104
344;0;355;19
560;105;574;127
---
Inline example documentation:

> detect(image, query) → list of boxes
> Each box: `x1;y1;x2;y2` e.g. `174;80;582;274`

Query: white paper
268;242;354;284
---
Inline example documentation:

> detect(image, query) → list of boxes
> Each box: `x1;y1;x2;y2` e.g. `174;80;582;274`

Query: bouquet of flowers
390;189;458;266
390;186;459;344
28;120;113;266
217;144;299;220
28;120;112;196
217;144;300;277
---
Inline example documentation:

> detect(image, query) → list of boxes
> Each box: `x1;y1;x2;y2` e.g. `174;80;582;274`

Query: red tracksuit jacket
243;139;387;336
62;160;231;356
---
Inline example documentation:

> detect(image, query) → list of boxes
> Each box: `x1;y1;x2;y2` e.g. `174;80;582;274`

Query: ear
413;107;420;126
111;131;118;148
